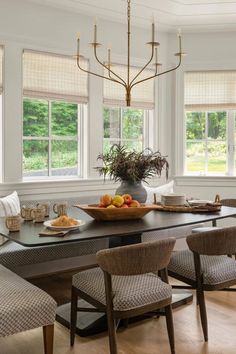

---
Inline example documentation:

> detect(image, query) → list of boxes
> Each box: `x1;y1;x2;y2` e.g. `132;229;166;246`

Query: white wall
1;0;236;203
0;0;169;200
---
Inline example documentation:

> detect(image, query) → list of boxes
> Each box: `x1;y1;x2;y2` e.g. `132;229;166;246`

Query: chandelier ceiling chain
76;0;185;106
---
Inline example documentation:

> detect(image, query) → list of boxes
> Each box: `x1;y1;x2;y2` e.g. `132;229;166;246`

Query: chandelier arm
131;56;182;89
93;46;127;86
77;59;126;88
130;46;155;86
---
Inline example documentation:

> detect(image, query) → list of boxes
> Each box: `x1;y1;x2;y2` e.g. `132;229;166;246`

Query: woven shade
0;46;3;94
23;50;88;103
185;71;236;111
104;64;154;109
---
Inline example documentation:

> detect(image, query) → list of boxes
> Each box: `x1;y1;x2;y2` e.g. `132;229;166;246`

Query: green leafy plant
95;144;169;183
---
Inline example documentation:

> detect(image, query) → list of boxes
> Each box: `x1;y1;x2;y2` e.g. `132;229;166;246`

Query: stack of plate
161;193;186;206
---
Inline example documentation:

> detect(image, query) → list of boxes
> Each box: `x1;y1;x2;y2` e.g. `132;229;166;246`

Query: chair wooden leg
165;305;175;354
197;289;208;341
106;308;118;354
43;324;54;354
70;286;78;346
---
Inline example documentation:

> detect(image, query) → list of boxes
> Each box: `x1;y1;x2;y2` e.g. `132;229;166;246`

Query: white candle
77;34;80;56
108;48;111;67
94;24;97;43
177;28;182;53
152;23;155;42
94;17;97;43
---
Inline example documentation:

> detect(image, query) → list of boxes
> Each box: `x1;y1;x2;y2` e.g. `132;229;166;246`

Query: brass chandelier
76;0;185;107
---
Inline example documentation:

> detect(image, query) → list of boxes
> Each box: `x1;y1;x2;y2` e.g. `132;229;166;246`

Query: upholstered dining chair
70;238;176;354
191;198;236;233
168;227;236;342
0;264;57;354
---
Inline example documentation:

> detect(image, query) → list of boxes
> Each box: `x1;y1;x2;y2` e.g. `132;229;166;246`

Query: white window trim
103;106;153;151
23;98;85;180
175;61;236;179
0;43;161;199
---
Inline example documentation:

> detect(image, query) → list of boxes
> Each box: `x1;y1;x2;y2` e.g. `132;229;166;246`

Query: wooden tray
153;203;222;213
74;204;158;221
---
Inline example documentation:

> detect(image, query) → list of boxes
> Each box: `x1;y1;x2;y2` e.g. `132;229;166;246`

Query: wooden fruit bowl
74;204;157;221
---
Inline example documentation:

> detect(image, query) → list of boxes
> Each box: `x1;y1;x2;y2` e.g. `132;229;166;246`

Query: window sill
175;175;236;187
0;178;119;200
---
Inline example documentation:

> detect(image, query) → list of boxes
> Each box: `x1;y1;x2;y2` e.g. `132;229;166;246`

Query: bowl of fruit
74;194;157;221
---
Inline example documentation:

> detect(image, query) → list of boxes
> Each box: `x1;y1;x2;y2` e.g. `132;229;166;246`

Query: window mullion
48;100;52;177
205;112;208;175
227;110;235;176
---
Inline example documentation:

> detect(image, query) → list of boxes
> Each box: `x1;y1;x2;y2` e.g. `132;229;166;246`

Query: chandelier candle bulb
94;23;97;44
77;37;80;56
152;23;155;43
177;28;182;53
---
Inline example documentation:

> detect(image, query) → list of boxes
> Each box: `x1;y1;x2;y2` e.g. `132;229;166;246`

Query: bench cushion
0;264;57;337
0;238;108;270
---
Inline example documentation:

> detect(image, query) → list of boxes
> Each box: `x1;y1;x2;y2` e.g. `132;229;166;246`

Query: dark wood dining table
1;205;236;336
1;205;236;247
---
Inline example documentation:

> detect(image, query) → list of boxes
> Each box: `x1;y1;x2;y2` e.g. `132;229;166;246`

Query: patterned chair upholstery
0;264;57;353
70;239;176;354
168;227;236;342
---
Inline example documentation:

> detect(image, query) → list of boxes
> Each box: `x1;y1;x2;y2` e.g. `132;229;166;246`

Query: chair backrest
187;226;236;255
96;238;176;276
220;199;236;208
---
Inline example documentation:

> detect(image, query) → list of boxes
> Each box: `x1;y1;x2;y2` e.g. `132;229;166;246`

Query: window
184;71;236;176
103;106;151;153
103;64;154;153
23;50;88;178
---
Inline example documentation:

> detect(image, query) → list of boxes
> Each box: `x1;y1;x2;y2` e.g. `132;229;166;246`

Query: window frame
103;105;153;152
175;65;236;178
22;96;87;180
184;110;228;176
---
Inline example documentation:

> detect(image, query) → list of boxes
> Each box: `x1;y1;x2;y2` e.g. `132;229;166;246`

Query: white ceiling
26;0;236;32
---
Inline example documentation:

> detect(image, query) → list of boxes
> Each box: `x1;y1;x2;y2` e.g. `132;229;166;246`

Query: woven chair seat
168;249;236;285
73;267;172;312
0;264;57;337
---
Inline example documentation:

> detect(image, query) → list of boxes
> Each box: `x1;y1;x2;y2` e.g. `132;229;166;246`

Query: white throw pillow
0;191;21;217
0;191;21;245
145;180;174;204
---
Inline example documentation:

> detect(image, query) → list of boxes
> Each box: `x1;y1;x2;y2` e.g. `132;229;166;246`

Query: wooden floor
1;273;236;354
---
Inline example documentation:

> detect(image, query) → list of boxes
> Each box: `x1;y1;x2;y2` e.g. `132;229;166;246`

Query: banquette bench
0;196;109;278
0;193;200;279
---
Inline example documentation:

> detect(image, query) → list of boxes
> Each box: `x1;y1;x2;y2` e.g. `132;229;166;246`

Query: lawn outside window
23;98;86;178
184;70;236;176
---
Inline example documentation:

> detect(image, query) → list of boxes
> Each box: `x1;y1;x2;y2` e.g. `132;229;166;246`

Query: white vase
115;181;147;203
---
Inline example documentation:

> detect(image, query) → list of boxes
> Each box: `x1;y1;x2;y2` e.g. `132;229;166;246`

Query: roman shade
185;70;236;111
103;64;154;109
23;50;88;103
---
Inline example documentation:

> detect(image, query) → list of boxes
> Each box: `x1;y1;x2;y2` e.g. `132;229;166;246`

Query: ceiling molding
25;0;236;32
